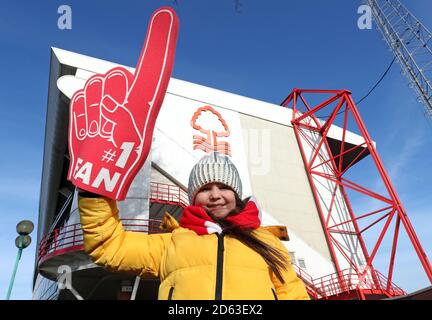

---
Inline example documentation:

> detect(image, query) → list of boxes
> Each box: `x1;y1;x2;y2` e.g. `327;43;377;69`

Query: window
289;251;296;264
298;258;307;269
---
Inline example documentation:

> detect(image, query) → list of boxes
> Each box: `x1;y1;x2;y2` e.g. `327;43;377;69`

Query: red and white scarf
179;196;262;235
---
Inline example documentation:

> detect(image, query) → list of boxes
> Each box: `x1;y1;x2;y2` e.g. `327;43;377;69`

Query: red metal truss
281;88;432;299
149;182;189;207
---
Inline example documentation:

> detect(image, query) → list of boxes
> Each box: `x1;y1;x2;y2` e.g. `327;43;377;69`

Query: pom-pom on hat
188;152;242;204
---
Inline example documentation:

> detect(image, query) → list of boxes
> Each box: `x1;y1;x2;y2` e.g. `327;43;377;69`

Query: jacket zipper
215;232;225;300
272;288;278;300
168;287;174;300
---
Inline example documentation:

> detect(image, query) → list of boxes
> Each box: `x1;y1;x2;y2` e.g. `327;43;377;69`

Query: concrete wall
240;113;332;262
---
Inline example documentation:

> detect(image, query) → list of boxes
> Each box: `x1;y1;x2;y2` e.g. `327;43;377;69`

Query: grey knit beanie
188;152;242;204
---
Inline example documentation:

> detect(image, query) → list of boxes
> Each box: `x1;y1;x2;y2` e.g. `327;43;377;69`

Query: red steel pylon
281;88;432;299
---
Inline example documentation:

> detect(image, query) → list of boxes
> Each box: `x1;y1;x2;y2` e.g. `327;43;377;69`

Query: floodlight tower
367;0;432;120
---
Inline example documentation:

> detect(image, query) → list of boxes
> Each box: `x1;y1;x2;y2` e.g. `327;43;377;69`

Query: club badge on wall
191;105;232;156
67;7;179;200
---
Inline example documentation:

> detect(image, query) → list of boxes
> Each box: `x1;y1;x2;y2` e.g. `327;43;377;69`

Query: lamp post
6;220;34;300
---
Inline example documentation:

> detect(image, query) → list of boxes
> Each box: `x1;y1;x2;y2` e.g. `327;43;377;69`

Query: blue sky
0;0;431;299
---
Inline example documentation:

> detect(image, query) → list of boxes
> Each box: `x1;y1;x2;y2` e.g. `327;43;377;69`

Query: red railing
292;263;406;299
150;182;189;207
291;264;321;299
38;219;165;263
39;182;187;264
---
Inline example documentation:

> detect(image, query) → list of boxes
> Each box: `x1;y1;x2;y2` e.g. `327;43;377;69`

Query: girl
78;152;309;300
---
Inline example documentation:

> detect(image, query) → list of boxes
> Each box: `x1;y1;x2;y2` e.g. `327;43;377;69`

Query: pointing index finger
127;7;179;109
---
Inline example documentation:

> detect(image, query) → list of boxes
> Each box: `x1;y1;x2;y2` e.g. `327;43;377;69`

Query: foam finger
103;67;131;109
84;75;103;137
127;7;179;109
71;91;87;140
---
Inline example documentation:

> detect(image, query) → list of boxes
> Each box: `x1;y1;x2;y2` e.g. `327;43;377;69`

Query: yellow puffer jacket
79;197;310;300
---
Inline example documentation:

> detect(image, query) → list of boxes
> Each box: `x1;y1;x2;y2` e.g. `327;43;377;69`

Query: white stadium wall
48;47;373;284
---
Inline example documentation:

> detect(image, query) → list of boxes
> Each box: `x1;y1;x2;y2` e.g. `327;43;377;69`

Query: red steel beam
345;94;432;282
282;88;432;300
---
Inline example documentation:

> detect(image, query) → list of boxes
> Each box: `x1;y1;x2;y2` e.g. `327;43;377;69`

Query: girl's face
194;182;237;219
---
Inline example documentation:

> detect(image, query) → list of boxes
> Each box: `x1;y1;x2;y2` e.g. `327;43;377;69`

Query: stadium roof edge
52;47;374;148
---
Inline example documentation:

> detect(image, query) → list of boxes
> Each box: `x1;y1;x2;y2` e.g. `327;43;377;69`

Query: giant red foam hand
68;7;179;200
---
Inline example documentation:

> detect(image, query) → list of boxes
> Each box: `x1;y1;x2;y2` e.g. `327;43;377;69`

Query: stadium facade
33;47;420;300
